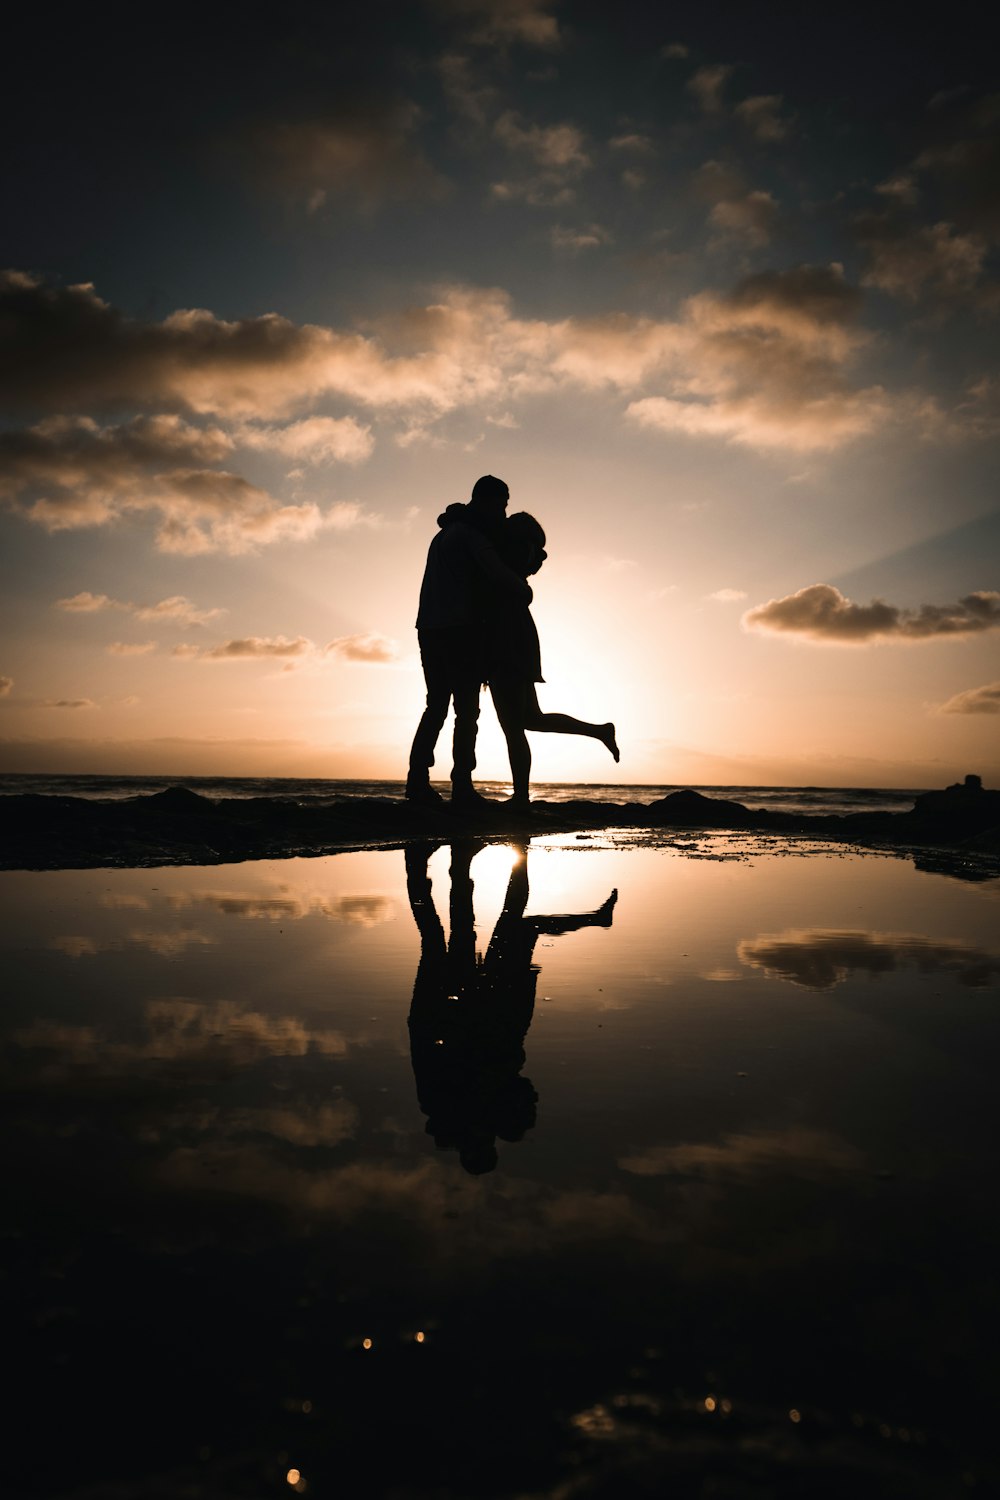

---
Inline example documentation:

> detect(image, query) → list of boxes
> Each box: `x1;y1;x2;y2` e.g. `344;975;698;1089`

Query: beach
4;826;999;1496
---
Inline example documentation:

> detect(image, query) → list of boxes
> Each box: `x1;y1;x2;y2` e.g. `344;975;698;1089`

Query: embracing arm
464;526;533;600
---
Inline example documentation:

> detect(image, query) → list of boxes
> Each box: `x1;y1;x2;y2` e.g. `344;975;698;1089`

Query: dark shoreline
3;777;998;877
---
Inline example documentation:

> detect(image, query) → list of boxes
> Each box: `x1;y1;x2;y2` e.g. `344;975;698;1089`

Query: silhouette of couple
406;474;619;809
406;840;617;1174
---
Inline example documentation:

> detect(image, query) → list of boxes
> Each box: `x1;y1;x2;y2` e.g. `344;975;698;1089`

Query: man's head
469;474;509;522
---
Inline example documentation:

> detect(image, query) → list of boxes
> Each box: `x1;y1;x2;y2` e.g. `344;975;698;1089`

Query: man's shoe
405;779;444;805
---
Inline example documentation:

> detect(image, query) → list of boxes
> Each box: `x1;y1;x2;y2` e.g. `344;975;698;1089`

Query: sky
1;0;998;788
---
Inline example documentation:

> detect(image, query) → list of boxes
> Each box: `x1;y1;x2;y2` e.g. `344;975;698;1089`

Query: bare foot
600;723;620;763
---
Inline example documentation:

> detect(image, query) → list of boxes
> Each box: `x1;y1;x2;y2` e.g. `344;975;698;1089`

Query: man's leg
450;676;482;800
407;633;451;802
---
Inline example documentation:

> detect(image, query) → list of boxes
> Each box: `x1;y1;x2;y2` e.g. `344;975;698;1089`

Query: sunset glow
2;3;997;787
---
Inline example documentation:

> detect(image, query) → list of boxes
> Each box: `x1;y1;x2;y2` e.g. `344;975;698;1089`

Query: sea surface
0;771;926;818
3;834;999;1497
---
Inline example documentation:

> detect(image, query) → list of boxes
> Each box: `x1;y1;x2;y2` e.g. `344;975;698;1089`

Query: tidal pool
4;837;999;1497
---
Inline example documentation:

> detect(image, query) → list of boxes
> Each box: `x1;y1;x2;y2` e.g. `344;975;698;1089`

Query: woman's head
501;511;547;576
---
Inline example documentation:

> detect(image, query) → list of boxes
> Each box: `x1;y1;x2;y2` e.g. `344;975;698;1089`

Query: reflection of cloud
172;887;397;926
737;929;1000;990
17;997;348;1066
620;1127;861;1180
148;1098;359;1150
743;584;1000;643
51;928;214;958
938;681;1000;715
0;676;12;696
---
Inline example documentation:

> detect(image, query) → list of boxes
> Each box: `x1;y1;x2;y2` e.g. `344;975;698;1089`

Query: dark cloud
938;680;1000;715
743;584;1000;643
733;94;790;143
856;211;990;306
435;0;562;50
738;929;1000;990
686;64;734;115
239;105;448;213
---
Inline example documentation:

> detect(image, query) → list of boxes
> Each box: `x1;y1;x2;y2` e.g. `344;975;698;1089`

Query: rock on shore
1;775;998;873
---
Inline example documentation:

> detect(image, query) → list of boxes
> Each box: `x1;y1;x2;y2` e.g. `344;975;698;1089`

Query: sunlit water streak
3;838;998;1497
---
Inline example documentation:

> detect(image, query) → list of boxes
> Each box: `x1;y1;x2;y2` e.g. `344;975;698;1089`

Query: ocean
0;772;925;819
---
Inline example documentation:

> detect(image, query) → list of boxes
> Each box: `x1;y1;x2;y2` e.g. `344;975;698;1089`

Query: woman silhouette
487;512;619;809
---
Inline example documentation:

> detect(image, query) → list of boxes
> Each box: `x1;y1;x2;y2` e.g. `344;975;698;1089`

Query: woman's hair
499;511;547;575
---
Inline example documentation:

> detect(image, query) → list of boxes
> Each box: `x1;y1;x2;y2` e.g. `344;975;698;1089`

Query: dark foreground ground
2;775;998;876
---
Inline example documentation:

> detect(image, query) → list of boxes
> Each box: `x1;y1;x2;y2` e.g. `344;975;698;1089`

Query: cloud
1;411;337;554
0;677;11;696
608;132;655;154
707;588;747;602
708;189;780;248
734;94;790;142
550;223;612;254
743;584;1000;644
438;0;562;50
627;263;887;452
687;64;734;115
857;215;988;303
3;268;889;466
56;592;224;625
325;632;398;663
661;42;689;60
240;106;447;213
107;641;157;656
436;52;500;126
938;680;1000;715
234;415;375;464
45;698;96;709
492;110;589;206
174;635;313;661
737;929;1000;990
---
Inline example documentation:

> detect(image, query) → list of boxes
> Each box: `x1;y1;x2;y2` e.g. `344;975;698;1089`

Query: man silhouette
406;475;531;807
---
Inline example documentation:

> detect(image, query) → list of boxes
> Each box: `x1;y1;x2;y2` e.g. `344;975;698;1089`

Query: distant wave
0;773;925;819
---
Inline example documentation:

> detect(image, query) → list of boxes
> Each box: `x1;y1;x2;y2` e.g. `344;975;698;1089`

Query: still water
4;836;999;1497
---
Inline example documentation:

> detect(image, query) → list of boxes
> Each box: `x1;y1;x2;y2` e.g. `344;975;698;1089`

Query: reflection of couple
406;474;619;809
406;842;617;1175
